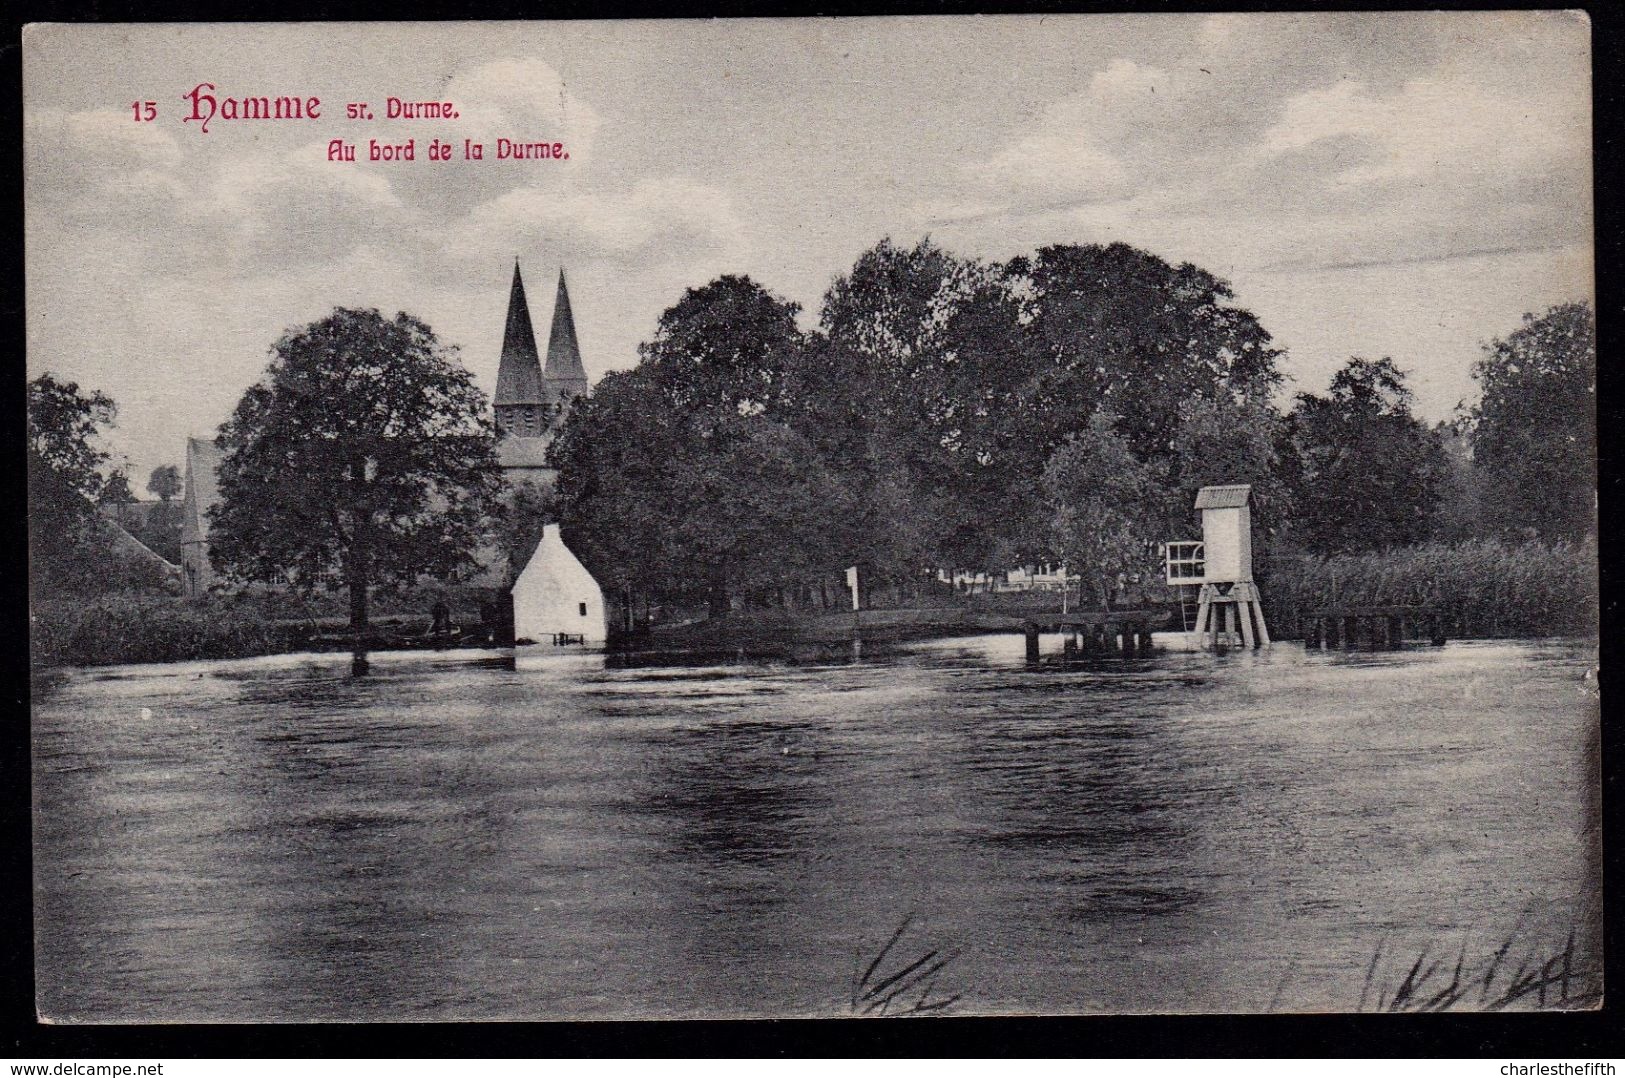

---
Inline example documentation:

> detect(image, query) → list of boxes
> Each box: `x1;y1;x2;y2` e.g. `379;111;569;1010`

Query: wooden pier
1024;610;1167;661
1300;605;1446;649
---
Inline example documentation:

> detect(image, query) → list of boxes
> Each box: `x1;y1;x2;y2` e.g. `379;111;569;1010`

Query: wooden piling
1025;623;1040;662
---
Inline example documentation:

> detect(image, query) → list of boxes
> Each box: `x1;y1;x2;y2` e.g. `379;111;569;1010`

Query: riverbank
30;536;1598;668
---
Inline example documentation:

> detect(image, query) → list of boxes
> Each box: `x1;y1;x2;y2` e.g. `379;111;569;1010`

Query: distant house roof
181;437;226;544
498;435;555;470
1194;484;1252;510
97;514;180;575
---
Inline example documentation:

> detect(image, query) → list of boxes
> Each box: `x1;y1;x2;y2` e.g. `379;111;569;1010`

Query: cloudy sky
25;14;1591;484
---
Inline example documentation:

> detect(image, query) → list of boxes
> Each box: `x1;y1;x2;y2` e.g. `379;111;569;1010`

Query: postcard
24;15;1598;1021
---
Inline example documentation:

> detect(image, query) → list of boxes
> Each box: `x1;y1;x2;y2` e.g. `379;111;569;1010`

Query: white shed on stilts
1165;484;1271;650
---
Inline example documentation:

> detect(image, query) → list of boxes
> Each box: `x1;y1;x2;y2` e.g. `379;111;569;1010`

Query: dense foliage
1469;302;1596;541
551;239;1595;613
26;372;149;594
553;240;1296;609
1287;357;1451;553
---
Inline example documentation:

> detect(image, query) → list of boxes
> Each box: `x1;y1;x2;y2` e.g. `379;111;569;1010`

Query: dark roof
542;269;590;398
181;437;225;544
494;261;545;405
1194;484;1252;510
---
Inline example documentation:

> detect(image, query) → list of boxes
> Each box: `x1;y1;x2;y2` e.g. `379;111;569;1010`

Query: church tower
493;260;590;484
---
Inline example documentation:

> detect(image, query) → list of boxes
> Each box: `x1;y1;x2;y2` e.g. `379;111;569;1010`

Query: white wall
1201;506;1253;582
511;524;608;645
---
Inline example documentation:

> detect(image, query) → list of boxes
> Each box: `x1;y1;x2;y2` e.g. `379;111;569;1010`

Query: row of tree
549;239;1595;610
29;238;1595;632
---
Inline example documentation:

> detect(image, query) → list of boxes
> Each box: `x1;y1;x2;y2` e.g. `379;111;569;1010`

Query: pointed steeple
542;269;590;401
494;260;544;405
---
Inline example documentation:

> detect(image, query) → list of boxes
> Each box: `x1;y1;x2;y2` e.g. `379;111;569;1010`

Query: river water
33;636;1600;1020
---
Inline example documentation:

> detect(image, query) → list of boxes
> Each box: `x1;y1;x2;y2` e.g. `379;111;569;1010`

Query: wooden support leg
1238;598;1256;649
1251;589;1271;646
1194;587;1213;648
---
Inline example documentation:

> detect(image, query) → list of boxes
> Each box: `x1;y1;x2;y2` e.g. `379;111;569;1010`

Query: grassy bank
1263;538;1597;640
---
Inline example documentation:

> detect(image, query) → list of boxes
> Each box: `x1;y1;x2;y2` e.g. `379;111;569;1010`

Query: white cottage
511;524;607;645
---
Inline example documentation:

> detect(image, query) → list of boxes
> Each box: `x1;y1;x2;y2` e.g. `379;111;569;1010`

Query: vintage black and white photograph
24;13;1599;1021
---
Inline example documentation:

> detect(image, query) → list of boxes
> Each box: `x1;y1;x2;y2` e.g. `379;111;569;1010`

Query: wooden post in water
1430;612;1447;646
1025;623;1041;662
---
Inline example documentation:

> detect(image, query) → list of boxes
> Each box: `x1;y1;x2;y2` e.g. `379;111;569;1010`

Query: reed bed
1264;538;1596;640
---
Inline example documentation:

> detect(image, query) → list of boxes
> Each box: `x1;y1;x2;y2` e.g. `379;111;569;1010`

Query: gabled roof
1194;484;1252;510
495;261;545;405
181;437;225;544
542;269;589;398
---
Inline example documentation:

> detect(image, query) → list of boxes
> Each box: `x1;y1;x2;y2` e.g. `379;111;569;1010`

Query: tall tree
817;238;1048;572
1470;301;1595;540
1289;357;1449;553
147;464;182;503
209;308;504;656
1041;410;1165;609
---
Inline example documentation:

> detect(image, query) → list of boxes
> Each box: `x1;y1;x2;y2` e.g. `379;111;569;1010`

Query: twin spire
494;260;589;409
